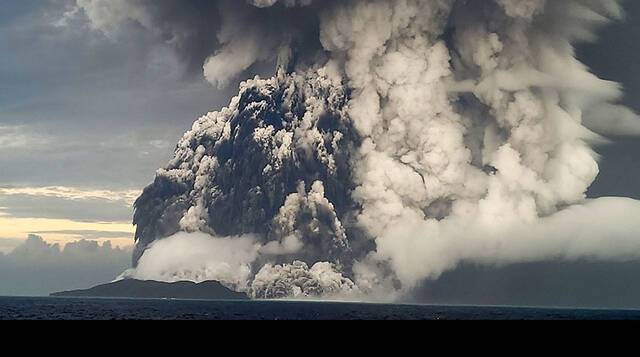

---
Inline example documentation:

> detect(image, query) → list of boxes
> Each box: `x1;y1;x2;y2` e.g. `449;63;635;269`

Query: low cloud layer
0;238;23;254
0;235;131;296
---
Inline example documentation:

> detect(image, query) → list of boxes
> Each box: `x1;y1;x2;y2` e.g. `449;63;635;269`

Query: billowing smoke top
73;0;333;80
73;0;640;300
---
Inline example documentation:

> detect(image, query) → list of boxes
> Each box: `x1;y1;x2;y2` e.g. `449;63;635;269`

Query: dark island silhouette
50;279;249;300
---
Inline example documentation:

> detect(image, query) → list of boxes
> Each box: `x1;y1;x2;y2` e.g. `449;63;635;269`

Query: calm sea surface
1;297;639;320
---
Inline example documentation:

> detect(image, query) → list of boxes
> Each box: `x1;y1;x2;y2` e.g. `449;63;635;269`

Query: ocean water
2;297;640;320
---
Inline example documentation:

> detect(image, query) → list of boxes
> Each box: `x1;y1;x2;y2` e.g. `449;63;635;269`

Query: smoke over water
76;0;640;300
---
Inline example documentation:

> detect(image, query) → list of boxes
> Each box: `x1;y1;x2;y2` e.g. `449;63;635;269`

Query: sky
0;0;232;252
1;0;640;298
0;0;234;294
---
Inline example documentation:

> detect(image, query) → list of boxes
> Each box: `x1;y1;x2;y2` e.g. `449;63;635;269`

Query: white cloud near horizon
0;234;132;296
0;185;138;248
0;214;135;254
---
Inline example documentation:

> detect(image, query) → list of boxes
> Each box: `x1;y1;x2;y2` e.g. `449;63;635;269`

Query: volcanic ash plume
75;0;640;300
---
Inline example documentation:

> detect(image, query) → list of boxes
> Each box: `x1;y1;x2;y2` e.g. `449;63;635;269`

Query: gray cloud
579;1;640;200
0;0;233;191
0;194;133;222
0;238;23;254
0;235;131;296
31;230;133;240
69;0;336;86
69;0;222;76
578;0;640;114
588;137;640;200
408;260;640;309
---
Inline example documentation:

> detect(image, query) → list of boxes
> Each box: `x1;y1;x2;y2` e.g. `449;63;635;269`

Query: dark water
1;297;640;320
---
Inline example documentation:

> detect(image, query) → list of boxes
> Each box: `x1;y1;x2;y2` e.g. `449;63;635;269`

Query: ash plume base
70;0;640;301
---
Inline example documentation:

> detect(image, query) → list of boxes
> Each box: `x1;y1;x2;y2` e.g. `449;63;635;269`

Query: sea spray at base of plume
119;232;260;291
251;261;358;299
119;231;359;298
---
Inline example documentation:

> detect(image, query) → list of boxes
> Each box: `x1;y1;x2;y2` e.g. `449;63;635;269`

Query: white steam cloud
369;197;640;290
73;0;640;301
120;232;261;291
120;231;357;299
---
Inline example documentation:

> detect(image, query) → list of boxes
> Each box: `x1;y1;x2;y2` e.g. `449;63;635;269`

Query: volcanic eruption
73;0;640;300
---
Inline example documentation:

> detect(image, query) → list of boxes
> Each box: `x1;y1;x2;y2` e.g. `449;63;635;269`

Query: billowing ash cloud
70;0;333;83
74;0;640;300
71;0;220;75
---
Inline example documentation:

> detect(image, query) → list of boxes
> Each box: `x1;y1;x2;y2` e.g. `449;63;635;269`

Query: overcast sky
0;0;233;294
0;1;236;253
1;0;640;298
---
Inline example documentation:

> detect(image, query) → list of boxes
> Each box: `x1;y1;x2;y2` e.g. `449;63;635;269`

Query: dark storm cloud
409;260;640;309
578;0;640;114
0;0;232;191
75;0;222;76
70;0;339;87
579;1;640;200
588;137;640;199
